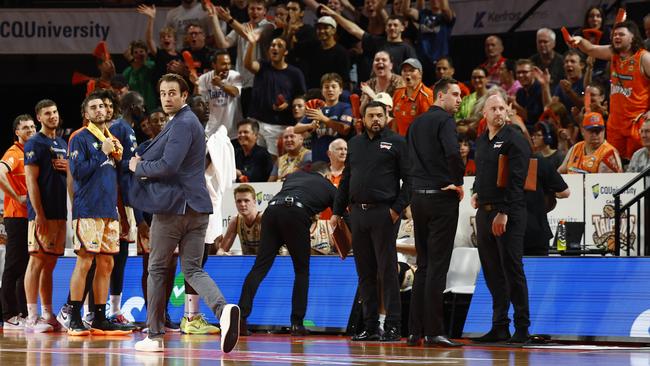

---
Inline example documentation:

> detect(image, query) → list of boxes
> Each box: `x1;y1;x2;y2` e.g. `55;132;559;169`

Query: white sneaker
3;315;26;330
24;317;54;333
135;336;165;352
219;304;240;353
82;312;95;328
57;305;72;330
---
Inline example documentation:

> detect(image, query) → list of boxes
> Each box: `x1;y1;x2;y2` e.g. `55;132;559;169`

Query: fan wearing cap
392;58;434;136
290;16;351;89
558;112;622;174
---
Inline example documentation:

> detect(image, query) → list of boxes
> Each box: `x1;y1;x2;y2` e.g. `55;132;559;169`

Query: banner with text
0;8;169;54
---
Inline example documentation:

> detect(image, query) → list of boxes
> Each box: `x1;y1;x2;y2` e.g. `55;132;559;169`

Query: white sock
83;304;90;316
185;295;200;319
378;314;386;332
41;304;53;320
109;294;122;315
27;303;39;320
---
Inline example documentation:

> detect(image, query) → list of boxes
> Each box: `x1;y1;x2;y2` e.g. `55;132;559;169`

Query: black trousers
238;205;312;325
476;205;530;329
350;204;401;330
409;192;459;336
1;217;28;320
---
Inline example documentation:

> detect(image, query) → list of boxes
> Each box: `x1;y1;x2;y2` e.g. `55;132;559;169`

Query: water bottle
556;220;567;252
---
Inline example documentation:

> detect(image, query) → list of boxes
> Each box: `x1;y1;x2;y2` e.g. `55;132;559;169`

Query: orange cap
582;112;605;130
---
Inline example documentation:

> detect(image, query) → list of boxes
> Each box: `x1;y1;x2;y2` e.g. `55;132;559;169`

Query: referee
238;162;337;336
331;100;410;342
471;94;532;343
406;78;464;347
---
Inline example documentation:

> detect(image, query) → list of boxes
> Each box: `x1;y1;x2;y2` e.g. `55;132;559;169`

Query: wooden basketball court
1;331;649;365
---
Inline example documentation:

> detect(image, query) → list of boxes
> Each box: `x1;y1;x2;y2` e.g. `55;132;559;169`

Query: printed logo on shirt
93;142;100;150
493;141;503;149
380;142;393;150
69;150;79;160
26;151;35;159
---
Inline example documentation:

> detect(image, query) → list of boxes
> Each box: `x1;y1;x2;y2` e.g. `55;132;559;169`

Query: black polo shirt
333;128;410;215
272;170;337;217
407;105;464;189
235;144;274;182
473;124;531;214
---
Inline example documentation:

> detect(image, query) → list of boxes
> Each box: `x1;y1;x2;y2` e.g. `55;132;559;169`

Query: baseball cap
317;16;337;29
400;58;422;72
373;92;393;108
582;112;605;130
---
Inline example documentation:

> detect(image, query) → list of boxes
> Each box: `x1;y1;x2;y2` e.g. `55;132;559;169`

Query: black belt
354;203;386;210
413;189;448;195
269;197;305;209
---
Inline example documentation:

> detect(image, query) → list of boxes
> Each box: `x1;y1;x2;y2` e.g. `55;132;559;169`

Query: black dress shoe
290;324;309;336
380;326;401;342
507;328;530;344
472;327;511;342
406;334;421;346
351;330;381;341
424;335;463;347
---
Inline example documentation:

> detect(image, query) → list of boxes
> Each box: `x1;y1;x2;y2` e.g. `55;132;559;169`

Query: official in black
524;152;570;255
238;162;337;336
406;78;465;348
330;100;410;342
471;94;532;343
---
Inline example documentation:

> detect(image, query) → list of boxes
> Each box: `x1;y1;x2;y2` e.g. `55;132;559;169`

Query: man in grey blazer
129;73;240;353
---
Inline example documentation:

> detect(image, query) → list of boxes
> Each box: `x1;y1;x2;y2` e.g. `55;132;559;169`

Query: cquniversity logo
592;184;600;199
474;11;486;28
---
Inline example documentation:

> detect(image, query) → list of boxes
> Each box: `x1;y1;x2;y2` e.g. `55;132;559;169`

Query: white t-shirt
198;69;243;139
225;18;275;88
165;2;214;49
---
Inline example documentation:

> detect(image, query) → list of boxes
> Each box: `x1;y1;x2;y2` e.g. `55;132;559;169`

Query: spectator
218;184;263;255
455;67;488;121
295;73;352;162
123;40;157;113
530;28;564;90
243;27;307;156
553;50;585;111
110;75;130;101
571;20;650;160
137;5;183;84
628;118;650;173
581;82;608;120
576;6;610;80
323;7;417;81
558;112;622;174
360;51;406;112
531;121;564;170
296;16;351;89
281;1;317;78
320;138;347;220
500;58;521;98
542;101;577;156
182;23;215;75
400;0;455;85
512;59;543;129
165;0;212;49
392;58;433;136
210;1;275;117
435;57;469;97
234;119;274;182
268;127;312;182
459;133;475;176
198;49;243;139
480;35;506;87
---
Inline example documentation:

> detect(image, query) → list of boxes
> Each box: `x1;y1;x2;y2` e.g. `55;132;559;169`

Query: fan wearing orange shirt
392;58;434;136
570;21;650;160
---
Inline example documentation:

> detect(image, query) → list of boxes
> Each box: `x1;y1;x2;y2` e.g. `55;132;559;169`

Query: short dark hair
129;39;148;52
35;99;56;116
82;91;105;113
157;73;189;95
210;49;230;63
363;100;387;116
433;78;458;96
320;73;343;88
286;0;305;11
120;91;144;115
100;89;119;108
184;22;204;33
516;58;534;68
564;49;583;61
437;56;454;68
237;118;260;134
472;66;488;77
387;14;406;25
612;21;644;54
13;114;33;133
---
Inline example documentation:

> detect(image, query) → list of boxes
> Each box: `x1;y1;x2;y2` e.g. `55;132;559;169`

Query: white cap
317;16;337;29
373;92;393;108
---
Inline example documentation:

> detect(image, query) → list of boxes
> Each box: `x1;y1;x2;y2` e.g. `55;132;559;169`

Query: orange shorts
28;219;66;256
73;218;120;254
